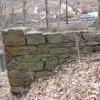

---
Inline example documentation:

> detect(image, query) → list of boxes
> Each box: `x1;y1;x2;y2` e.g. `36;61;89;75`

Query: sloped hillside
22;52;100;100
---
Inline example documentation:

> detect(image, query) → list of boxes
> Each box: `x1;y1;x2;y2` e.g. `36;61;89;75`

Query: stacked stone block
2;28;100;94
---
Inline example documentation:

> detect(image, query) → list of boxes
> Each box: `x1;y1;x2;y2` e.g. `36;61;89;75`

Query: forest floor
0;71;12;100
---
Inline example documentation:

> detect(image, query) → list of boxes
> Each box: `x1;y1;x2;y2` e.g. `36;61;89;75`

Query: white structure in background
87;11;98;18
80;11;98;21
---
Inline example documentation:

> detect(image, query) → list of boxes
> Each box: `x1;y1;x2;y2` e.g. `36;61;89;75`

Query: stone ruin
2;27;100;94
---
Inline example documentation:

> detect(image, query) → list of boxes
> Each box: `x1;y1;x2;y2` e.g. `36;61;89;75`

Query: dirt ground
0;71;12;100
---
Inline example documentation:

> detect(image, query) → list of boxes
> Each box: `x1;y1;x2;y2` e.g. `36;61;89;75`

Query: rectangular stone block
93;46;100;51
37;45;49;55
13;55;41;63
44;32;62;43
5;46;37;58
83;33;100;42
49;48;69;55
46;44;73;55
8;70;34;94
37;43;73;55
80;47;93;54
8;70;34;83
58;43;74;47
86;42;100;46
62;31;81;43
2;27;29;46
25;31;46;45
8;61;44;72
9;79;24;87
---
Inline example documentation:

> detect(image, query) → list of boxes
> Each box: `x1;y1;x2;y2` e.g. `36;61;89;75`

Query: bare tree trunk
65;0;68;24
0;0;7;28
57;0;62;31
0;0;3;14
10;0;15;26
23;0;27;27
96;0;100;30
0;0;3;28
45;0;49;31
37;7;40;23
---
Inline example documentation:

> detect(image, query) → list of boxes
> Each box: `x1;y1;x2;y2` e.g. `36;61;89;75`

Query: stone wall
2;27;100;94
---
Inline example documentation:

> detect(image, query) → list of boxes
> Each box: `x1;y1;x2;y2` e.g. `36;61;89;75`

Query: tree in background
65;0;68;24
45;0;49;31
0;0;8;28
23;0;27;27
10;0;15;26
96;0;100;30
0;0;3;14
0;0;3;27
57;0;63;31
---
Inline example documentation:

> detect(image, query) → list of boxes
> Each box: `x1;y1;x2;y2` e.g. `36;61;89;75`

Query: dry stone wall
2;27;100;94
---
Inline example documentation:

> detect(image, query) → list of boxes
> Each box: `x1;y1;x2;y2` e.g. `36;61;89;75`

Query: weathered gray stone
35;71;49;79
8;61;44;72
75;42;86;47
93;46;100;51
25;31;46;45
41;55;49;62
2;27;30;46
83;33;100;42
80;47;93;54
2;30;25;46
62;32;81;42
58;43;74;47
69;54;77;59
49;48;69;55
86;42;100;46
3;28;100;95
8;71;34;86
8;71;34;81
37;45;49;54
44;57;58;71
67;47;78;54
58;55;69;64
44;32;62;43
5;46;37;57
13;55;41;63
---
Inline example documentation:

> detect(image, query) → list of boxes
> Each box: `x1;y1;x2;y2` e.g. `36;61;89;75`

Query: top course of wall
2;27;97;47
